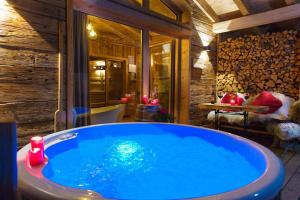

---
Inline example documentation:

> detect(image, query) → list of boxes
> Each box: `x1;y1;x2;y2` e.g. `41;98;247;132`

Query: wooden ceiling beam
191;0;219;22
73;0;192;38
233;0;249;15
160;0;182;15
213;3;300;33
169;0;192;12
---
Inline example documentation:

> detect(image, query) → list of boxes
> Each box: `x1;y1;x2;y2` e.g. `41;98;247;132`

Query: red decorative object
150;98;159;105
251;91;282;114
142;95;148;104
236;97;244;105
121;97;128;104
125;93;132;101
221;93;244;106
221;93;237;104
230;99;236;105
28;136;45;166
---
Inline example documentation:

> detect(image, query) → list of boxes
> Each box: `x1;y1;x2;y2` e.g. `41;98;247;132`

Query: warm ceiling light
95;60;105;66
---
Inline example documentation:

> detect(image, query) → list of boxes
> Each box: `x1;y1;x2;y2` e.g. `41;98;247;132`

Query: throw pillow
251;91;282;114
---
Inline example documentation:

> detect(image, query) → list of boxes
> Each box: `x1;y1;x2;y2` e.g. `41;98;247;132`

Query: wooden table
199;103;269;129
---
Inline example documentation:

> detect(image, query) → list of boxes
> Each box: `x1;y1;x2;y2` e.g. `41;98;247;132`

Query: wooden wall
89;36;138;59
189;1;217;126
0;0;66;147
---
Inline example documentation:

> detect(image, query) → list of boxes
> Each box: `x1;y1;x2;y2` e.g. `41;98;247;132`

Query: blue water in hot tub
43;123;265;199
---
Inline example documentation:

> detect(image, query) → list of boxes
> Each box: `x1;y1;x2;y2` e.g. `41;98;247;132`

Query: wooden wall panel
6;0;65;20
189;0;217;126
0;48;58;68
0;5;58;34
0;83;57;103
0;66;58;84
0;25;57;52
0;0;66;147
89;37;137;59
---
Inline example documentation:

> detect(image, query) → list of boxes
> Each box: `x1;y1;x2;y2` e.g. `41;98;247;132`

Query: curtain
73;11;90;127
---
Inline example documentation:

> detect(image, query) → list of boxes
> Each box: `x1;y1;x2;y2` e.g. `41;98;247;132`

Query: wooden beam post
213;3;300;33
233;0;249;15
0;118;17;200
73;0;192;38
174;39;181;123
142;29;150;98
191;0;219;22
178;39;190;124
55;21;66;131
66;0;74;128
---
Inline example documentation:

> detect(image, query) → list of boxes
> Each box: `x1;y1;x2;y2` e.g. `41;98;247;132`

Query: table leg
243;111;248;131
215;110;219;129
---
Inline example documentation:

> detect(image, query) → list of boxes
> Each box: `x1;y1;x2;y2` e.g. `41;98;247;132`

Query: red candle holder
125;94;132;101
142;95;148;104
28;136;45;166
150;98;159;105
121;97;128;104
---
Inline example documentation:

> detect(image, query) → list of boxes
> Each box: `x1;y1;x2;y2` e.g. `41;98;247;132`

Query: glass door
107;60;126;105
150;32;175;115
89;59;106;108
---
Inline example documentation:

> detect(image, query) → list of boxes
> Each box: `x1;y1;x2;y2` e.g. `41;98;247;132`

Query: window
149;0;177;20
149;31;175;114
87;16;142;121
118;0;142;7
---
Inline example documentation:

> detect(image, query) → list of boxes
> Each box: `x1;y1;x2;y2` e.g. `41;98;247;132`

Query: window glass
149;32;174;114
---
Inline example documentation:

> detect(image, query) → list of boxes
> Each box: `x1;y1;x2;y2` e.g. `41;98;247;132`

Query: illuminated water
43;124;263;199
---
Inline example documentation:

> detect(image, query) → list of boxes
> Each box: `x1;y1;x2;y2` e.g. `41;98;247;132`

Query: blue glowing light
106;140;146;172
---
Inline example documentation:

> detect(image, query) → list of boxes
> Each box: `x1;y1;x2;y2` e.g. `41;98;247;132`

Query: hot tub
18;123;284;200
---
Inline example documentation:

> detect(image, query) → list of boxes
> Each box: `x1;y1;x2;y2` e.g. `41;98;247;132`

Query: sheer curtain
73;11;89;127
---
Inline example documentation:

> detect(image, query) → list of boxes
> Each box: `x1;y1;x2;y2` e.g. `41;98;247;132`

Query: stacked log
217;30;299;99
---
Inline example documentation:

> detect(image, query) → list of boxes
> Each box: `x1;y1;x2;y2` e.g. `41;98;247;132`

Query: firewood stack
217;30;300;99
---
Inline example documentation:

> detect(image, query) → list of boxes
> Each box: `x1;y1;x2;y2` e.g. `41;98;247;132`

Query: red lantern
121;97;128;104
125;94;132;101
142;95;148;104
150;99;159;105
28;136;45;166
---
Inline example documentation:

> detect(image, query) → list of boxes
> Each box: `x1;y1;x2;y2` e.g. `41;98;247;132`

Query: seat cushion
207;111;245;126
251;91;282;114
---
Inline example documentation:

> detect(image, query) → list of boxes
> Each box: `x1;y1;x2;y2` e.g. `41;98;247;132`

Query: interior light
89;29;97;40
95;60;105;67
86;23;93;31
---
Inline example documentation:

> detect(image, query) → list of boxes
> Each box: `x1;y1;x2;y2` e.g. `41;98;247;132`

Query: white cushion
207;111;245;126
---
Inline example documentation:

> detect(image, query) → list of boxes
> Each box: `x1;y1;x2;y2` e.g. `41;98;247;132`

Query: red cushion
221;93;244;105
221;93;237;104
251;91;282;114
236;97;244;106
